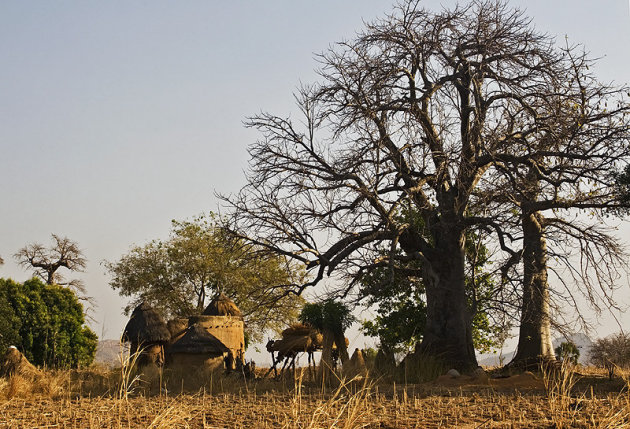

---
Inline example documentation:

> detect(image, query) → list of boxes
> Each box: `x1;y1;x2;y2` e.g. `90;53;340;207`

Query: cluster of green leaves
298;299;355;335
360;255;426;354
555;341;580;364
0;277;97;368
106;213;305;343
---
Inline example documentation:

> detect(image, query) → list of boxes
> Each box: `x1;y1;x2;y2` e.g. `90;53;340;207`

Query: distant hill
94;339;123;368
477;333;594;368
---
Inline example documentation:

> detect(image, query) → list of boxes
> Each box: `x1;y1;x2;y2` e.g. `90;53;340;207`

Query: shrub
555;341;580;364
590;332;630;378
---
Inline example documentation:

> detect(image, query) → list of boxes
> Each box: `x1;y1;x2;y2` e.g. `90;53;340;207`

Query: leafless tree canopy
14;234;87;292
223;1;630;369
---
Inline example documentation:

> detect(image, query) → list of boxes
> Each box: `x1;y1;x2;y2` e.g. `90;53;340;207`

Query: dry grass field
1;364;629;428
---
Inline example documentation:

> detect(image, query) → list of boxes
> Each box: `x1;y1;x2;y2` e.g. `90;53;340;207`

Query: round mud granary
122;302;171;367
166;323;230;371
188;293;245;368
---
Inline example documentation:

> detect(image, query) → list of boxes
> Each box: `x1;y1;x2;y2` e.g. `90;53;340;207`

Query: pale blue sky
1;1;629;356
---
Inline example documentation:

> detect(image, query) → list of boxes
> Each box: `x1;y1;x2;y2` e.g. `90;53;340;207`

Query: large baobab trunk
510;212;555;367
403;225;478;372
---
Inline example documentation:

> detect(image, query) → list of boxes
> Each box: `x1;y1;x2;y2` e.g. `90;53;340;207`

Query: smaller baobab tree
14;234;87;293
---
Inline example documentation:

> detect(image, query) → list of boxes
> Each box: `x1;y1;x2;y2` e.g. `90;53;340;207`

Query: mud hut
122;302;171;366
166;323;230;370
185;293;245;368
0;346;39;378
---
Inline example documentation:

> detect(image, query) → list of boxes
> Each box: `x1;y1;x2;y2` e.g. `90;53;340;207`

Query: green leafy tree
0;283;21;352
555;341;580;364
614;164;630;210
105;213;305;343
299;299;355;380
0;277;97;368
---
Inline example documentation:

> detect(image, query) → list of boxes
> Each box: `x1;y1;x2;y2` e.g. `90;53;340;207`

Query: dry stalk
542;359;583;427
117;341;144;400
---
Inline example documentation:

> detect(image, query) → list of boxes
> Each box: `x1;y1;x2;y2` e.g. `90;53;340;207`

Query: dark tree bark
401;224;476;369
510;212;554;366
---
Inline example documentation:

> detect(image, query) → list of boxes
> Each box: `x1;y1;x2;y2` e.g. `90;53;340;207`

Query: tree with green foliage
105;213;305;343
614;164;630;209
555;342;580;364
299;299;354;381
0;277;97;368
0;283;20;353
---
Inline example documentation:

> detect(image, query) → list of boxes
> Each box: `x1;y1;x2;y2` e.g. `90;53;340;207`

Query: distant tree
14;234;87;293
0;277;97;368
554;341;580;365
299;299;354;381
105;213;305;343
590;333;630;379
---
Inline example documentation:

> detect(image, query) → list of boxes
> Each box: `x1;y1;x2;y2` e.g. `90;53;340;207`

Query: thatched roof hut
167;324;230;356
122;302;171;345
202;293;242;318
0;346;39;378
167;317;189;346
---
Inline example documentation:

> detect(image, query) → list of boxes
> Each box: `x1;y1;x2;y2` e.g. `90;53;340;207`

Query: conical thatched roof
350;348;367;368
167;324;230;355
122;302;170;345
202;293;242;318
0;346;39;378
345;348;368;377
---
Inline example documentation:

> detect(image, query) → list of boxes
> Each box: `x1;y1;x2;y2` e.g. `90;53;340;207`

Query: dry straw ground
1;363;629;428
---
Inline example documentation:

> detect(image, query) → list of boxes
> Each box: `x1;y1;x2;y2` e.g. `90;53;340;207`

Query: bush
555;341;580;364
590;332;630;378
0;278;97;368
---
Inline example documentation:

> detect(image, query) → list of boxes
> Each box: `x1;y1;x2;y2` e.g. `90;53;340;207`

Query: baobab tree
14;234;87;292
224;1;630;370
